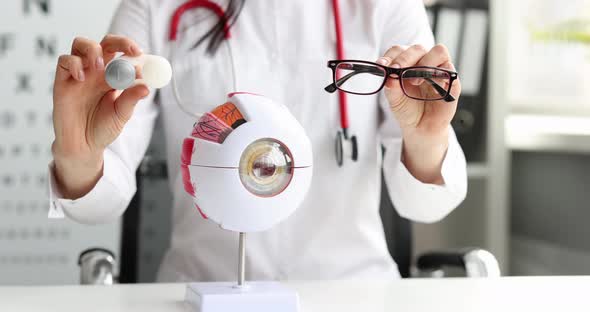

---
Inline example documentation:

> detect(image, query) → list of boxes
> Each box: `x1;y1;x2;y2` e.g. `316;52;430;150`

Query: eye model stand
185;232;300;312
181;93;313;312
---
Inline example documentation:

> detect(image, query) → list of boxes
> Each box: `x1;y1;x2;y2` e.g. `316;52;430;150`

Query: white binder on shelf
459;9;488;96
434;8;463;69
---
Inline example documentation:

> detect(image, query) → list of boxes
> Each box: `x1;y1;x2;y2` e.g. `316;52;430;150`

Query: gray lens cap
105;59;136;90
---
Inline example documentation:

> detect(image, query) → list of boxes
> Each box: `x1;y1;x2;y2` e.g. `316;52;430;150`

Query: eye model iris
252;155;277;180
239;139;294;197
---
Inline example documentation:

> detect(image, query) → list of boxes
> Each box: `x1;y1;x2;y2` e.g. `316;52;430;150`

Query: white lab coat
48;0;467;282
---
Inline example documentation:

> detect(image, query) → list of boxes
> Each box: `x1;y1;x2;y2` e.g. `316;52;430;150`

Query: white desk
1;277;588;311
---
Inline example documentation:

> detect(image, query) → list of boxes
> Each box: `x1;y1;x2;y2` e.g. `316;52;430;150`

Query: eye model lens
239;139;294;197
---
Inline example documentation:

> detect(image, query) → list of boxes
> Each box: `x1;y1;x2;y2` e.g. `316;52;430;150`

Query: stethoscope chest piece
335;130;358;167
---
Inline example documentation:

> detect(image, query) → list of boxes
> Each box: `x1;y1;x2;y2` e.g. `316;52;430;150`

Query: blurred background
1;0;589;285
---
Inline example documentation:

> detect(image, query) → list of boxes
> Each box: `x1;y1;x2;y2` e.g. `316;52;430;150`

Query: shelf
506;114;590;154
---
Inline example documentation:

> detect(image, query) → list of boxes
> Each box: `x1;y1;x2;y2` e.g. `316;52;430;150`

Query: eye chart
0;0;122;285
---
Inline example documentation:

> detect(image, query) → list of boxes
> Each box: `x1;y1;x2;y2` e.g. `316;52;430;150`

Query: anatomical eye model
180;92;313;312
181;92;313;231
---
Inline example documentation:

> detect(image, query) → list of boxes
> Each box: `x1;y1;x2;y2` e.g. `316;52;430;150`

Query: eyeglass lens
335;62;386;95
401;68;451;100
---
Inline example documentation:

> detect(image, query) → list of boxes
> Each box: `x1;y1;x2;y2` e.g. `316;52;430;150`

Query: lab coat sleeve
378;0;467;223
47;0;159;224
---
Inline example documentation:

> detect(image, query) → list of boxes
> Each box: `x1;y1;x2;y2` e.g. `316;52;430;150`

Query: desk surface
1;276;588;311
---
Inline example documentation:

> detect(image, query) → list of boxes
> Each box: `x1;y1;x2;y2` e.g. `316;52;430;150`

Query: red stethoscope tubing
169;0;231;41
169;0;349;137
330;0;349;137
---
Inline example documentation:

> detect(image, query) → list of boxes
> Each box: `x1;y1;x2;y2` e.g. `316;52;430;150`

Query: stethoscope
169;0;357;167
329;0;358;167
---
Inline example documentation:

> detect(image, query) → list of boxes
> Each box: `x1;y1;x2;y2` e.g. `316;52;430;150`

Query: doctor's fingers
56;55;85;82
71;37;104;71
377;45;407;66
417;44;452;67
100;34;142;63
440;61;461;97
113;84;150;124
380;45;428;89
389;44;428;68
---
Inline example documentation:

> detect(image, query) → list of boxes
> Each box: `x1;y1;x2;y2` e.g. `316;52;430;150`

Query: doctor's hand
378;44;461;185
51;35;148;199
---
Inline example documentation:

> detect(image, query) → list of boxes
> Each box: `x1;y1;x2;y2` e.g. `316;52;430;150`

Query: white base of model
185;281;299;312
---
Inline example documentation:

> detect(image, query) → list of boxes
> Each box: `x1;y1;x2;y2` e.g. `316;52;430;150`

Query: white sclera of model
183;93;313;312
186;93;313;232
104;54;172;90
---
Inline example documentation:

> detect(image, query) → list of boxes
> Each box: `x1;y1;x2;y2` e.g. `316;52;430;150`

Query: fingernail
78;70;85;81
130;45;142;55
96;57;104;70
377;57;389;65
391;63;401;69
140;86;150;98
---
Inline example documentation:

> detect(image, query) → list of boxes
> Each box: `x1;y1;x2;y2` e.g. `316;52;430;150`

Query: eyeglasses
324;60;458;102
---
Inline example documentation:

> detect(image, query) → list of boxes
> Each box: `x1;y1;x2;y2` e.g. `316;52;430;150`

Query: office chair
379;170;499;278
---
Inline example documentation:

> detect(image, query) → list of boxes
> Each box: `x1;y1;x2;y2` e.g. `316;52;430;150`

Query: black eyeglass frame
325;59;458;102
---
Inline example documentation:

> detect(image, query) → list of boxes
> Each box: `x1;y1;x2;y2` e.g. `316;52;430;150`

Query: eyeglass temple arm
324;64;385;93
